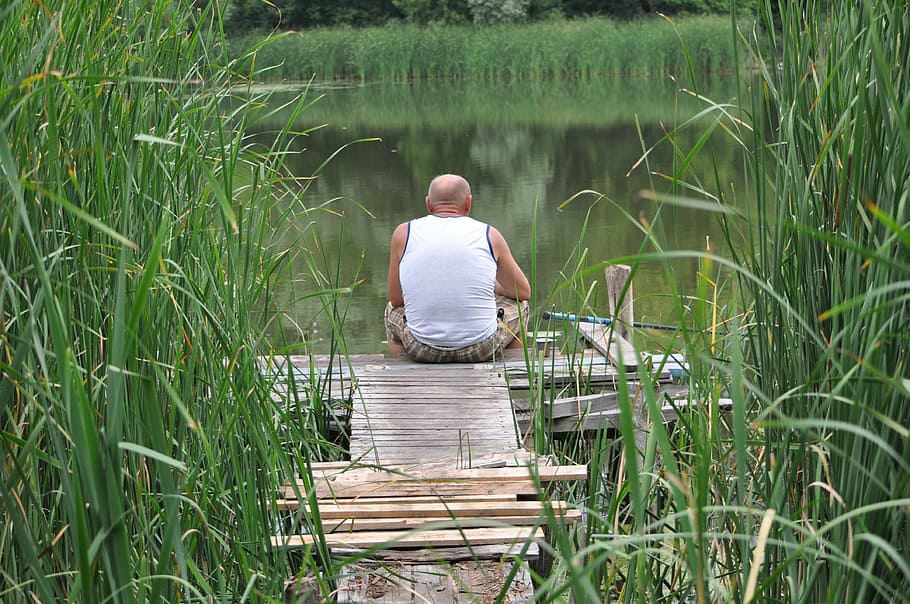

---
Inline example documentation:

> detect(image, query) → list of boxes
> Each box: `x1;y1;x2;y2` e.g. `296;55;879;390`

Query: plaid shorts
385;296;530;363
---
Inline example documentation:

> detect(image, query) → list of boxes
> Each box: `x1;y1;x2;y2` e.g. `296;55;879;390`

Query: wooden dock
271;353;586;602
267;265;707;601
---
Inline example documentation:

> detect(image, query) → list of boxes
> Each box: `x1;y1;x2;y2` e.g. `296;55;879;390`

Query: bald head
427;174;472;214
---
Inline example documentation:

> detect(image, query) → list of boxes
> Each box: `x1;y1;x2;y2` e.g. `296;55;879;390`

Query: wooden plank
298;499;567;520
353;368;510;379
349;431;513;440
303;464;589;487
351;394;508;402
351;408;513;417
319;502;578;522
331;542;539;562
280;509;582;531
282;480;541;500
386;450;534;471
331;494;519;504
349;437;513;446
336;559;534;603
351;414;510;422
577;322;640;371
506;370;673;391
547;398;734;433
503;353;616;374
263;350;537;379
351;411;513;421
351;407;512;416
357;375;504;382
271;526;544;549
348;424;514;433
275;493;518;508
349;417;514;427
357;379;506;387
512;391;622;416
346;452;523;468
283;464;587;499
331;449;532;474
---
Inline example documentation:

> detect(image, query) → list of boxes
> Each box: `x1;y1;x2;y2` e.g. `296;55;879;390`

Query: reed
228;15;739;83
5;0;906;600
520;0;910;601
728;0;910;599
0;0;353;600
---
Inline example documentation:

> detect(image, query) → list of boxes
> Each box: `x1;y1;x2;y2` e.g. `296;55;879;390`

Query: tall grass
519;0;910;601
6;0;906;601
506;1;910;602
0;0;351;600
730;0;910;599
229;15;738;82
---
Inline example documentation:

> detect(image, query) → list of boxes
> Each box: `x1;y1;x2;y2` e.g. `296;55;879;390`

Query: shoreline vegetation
228;15;740;82
2;0;908;602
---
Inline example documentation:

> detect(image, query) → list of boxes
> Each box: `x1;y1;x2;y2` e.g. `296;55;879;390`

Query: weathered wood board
336;559;535;603
281;464;589;500
576;322;641;371
279;509;581;532
544;397;734;434
350;365;520;467
271;526;544;550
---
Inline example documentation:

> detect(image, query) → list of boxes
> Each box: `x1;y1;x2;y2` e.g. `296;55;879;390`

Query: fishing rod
541;311;683;332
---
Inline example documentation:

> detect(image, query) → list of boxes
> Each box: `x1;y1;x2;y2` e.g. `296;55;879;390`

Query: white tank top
400;215;498;347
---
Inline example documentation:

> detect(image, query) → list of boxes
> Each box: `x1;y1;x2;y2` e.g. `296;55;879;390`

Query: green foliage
729;0;910;598
528;0;566;19
515;0;908;600
222;0;747;33
467;0;530;24
0;0;349;600
390;0;470;25
644;0;739;14
229;15;739;81
224;0;403;31
6;0;904;599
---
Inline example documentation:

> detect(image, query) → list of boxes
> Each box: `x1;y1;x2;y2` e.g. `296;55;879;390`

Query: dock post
605;264;634;340
604;264;649;476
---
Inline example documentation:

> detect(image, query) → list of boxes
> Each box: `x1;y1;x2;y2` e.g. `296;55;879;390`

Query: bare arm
489;227;531;301
387;222;408;307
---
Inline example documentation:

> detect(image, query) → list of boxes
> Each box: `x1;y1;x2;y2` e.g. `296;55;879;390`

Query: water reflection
251;78;749;354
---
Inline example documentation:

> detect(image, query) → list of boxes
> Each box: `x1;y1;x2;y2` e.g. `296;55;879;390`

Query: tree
467;0;530;24
291;0;401;27
561;0;644;18
527;0;565;19
391;0;471;24
224;0;402;31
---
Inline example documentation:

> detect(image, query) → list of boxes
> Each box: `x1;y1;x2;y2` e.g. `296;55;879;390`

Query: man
385;174;531;362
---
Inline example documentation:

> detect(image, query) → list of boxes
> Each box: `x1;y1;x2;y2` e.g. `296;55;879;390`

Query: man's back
400;215;497;348
385;173;529;362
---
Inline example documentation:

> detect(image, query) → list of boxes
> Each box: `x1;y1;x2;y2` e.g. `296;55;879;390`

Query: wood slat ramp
350;364;521;467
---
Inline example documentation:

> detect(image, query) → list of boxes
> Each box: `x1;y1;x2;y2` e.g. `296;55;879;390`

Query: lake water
250;77;750;354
